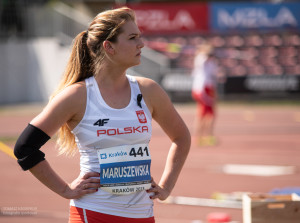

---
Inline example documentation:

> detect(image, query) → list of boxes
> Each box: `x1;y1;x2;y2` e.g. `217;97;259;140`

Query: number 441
129;147;149;157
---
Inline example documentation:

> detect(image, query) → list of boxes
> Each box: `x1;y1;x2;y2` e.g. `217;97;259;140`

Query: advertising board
211;2;300;31
128;2;209;34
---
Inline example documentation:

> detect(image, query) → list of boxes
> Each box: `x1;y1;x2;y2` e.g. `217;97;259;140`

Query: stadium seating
143;32;300;77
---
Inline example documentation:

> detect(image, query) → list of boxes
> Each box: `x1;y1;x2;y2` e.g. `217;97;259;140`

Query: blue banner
100;160;151;185
210;2;300;31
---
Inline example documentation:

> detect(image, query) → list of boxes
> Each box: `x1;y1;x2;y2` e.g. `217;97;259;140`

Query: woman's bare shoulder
54;81;86;103
46;81;87;120
30;81;87;136
134;76;160;91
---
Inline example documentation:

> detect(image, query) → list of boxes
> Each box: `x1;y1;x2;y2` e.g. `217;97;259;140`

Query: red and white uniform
70;75;153;219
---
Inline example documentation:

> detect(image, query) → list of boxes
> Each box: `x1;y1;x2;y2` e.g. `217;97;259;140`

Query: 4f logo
94;119;109;126
136;110;147;123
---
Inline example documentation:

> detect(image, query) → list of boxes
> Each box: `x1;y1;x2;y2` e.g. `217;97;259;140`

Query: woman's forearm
29;160;101;199
158;135;190;194
29;160;69;198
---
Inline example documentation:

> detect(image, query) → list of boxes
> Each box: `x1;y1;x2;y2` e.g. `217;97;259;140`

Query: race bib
97;144;151;195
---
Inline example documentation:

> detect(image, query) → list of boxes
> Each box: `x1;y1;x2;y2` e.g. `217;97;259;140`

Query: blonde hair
50;7;136;156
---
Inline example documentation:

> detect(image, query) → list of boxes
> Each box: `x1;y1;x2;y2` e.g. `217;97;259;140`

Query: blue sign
210;2;300;31
100;159;151;185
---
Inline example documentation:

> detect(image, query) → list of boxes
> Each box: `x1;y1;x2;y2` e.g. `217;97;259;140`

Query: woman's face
110;21;144;67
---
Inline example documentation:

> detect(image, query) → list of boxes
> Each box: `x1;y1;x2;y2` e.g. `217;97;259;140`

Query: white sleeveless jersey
70;75;154;218
192;54;217;92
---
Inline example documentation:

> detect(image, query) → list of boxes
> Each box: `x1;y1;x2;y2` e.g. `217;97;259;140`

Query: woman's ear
103;40;115;55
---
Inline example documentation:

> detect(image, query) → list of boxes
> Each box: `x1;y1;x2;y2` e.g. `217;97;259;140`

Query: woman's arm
30;160;100;199
15;83;100;199
139;78;191;200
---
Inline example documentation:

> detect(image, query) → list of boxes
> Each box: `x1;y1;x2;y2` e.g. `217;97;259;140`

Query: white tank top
70;75;154;218
192;54;217;92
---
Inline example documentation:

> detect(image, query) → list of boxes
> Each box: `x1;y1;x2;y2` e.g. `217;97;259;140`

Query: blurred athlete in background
14;7;190;223
191;43;218;146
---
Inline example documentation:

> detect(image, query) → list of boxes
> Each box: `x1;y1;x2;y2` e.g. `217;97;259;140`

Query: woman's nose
138;38;144;48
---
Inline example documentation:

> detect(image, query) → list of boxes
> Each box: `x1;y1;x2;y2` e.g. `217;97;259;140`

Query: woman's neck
94;65;131;109
96;63;127;85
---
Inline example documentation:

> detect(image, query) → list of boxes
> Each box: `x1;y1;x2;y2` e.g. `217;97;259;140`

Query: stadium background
0;0;299;103
0;1;300;223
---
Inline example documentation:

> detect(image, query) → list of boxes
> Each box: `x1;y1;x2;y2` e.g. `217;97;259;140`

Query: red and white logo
136;110;147;123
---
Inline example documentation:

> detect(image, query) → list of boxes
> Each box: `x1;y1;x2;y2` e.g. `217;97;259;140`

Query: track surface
0;103;299;223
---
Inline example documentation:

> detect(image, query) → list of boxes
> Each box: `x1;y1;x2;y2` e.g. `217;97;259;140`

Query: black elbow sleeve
14;124;50;171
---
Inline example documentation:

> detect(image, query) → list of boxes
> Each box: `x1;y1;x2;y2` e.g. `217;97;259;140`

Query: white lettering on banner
217;7;297;28
102;165;150;179
278;8;298;26
174;10;196;29
245;76;299;92
135;10;195;31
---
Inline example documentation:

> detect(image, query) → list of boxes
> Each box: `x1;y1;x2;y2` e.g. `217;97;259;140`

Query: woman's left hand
146;178;170;201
